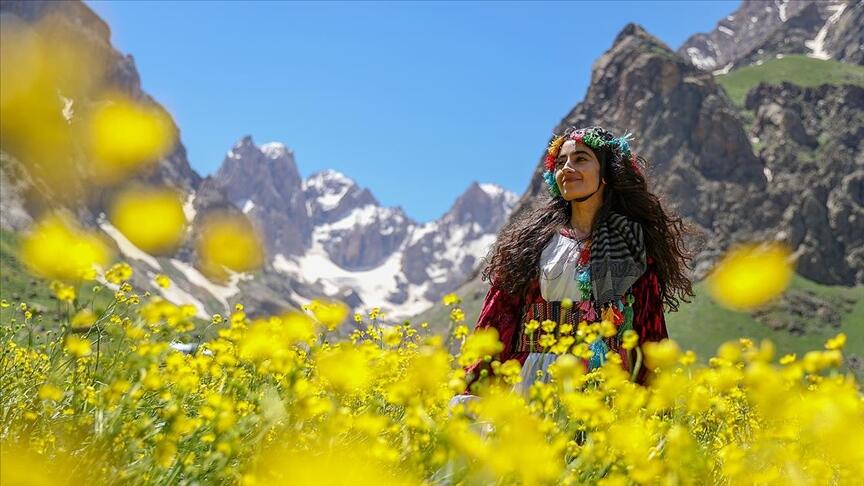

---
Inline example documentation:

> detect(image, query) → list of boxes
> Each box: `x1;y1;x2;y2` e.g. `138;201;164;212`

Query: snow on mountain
678;0;858;71
270;169;518;319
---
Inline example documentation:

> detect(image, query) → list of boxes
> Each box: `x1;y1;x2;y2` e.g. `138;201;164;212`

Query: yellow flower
70;309;97;330
153;273;171;289
85;91;177;184
51;281;76;303
316;345;372;395
307;299;349;331
449;307;465;323
196;211;264;282
621;329;639;350
705;241;793;310
524;319;540;333
382;326;403;347
459;328;504;366
550;336;575;354
779;353;797;365
824;332;846;350
64;335;92;358
541;319;556;333
642;339;680;369
442;293;461;306
154;439;177;469
539;334;557;348
600;319;617;337
105;262;133;284
20;213;111;281
109;186;187;254
38;384;63;401
453;325;469;340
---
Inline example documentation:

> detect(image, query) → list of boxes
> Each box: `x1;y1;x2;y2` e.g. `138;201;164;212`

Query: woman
454;125;697;402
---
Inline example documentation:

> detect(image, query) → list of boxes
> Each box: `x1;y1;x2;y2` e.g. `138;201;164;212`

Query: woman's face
554;139;604;201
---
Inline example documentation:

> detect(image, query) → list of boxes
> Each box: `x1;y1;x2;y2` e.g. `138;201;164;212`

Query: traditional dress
459;213;668;397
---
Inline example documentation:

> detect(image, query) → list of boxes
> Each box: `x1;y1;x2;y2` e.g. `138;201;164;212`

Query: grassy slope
0;229;116;330
714;55;864;106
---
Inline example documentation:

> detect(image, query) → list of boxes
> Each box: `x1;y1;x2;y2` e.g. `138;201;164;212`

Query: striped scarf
590;211;647;306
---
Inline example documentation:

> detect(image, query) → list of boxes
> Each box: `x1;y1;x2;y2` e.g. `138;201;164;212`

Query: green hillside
715;55;864;106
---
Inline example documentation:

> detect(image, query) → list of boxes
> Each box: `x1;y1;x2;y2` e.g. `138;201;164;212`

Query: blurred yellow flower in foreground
85;92;177;184
705;241;794;310
64;335;92;358
316;345;372;395
20;213;112;281
459;328;503;367
71;309;97;330
306;299;349;331
0;16;107;202
109;185;187;254
196;211;264;281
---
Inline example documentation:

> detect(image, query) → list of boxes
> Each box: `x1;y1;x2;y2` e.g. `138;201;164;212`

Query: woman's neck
569;196;603;237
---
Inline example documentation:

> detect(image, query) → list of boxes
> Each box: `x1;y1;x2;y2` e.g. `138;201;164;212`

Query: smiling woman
458;125;703;397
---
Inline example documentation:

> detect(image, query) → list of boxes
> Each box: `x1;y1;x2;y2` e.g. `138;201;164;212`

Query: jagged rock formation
679;1;861;73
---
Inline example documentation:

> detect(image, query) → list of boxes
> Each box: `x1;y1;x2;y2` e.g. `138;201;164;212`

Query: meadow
1;262;861;485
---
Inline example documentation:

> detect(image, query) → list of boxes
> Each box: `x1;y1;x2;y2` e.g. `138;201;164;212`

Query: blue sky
86;0;737;222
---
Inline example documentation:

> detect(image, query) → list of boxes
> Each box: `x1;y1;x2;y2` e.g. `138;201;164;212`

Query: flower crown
542;126;642;197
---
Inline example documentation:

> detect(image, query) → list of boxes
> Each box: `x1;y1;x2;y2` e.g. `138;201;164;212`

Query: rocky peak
213;136;311;256
678;1;857;72
442;182;517;233
303;169;378;224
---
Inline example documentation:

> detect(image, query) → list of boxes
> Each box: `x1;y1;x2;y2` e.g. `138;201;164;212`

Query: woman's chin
563;190;590;201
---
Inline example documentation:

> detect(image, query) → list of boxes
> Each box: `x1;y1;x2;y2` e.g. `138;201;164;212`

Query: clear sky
85;0;737;223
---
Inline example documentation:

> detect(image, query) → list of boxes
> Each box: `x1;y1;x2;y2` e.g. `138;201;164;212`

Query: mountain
206;136;519;320
679;0;862;73
211;136;312;257
0;0;518;324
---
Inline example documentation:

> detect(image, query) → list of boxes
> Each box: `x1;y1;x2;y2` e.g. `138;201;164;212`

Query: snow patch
478;183;519;206
183;193;196;221
98;217;161;270
776;0;788;22
169;258;245;312
242;199;255;213
718;25;735;36
712;62;734;75
304;169;356;212
686;47;716;70
260;142;292;159
273;244;407;317
763;166;774;183
805;3;846;60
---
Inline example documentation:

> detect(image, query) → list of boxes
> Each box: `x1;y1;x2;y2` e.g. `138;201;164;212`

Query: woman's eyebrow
557;150;591;159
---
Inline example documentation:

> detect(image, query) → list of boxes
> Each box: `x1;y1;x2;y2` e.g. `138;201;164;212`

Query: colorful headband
542;126;642;197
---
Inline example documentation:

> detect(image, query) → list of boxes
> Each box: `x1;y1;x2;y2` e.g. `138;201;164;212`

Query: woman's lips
563;177;582;185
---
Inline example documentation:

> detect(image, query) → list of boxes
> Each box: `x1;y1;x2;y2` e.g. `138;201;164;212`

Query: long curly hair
481;126;700;312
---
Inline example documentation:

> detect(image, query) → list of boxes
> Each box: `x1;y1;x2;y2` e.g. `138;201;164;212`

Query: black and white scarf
589;211;647;305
